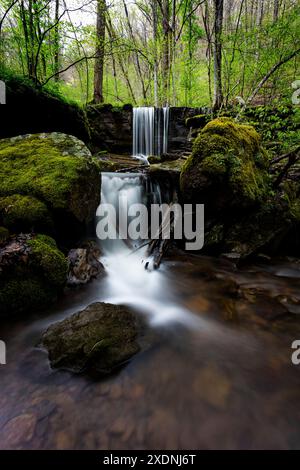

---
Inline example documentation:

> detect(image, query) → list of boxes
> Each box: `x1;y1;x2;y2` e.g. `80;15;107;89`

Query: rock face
0;133;100;240
67;241;105;286
41;302;140;374
87;104;208;155
87;104;133;154
0;76;89;142
0;234;68;317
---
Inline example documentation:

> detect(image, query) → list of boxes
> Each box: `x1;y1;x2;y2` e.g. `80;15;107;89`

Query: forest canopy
0;0;299;108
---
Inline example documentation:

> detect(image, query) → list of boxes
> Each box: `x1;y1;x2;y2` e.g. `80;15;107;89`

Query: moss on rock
0;233;68;317
41;302;140;374
180;117;270;212
27;234;68;287
0;133;100;238
0;194;53;233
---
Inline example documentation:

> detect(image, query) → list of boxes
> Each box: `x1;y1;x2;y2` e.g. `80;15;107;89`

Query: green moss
0;194;53;232
0;226;9;243
290;199;300;221
0;277;56;317
28;234;68;287
0;133;100;224
180;117;270;208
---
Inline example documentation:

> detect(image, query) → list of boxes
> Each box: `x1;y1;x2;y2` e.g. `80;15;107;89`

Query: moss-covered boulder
0;233;68;317
0;194;53;233
0;133;100;239
180;117;270;213
40;302;140;374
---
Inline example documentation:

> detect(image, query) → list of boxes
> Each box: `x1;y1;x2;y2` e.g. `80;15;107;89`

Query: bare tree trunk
162;0;171;106
256;0;264;26
273;0;280;22
122;0;147;102
94;0;106;104
54;0;60;82
213;0;224;110
106;13;137;105
151;0;159;106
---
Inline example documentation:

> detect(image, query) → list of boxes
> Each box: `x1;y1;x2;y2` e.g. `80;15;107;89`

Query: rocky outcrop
87;104;133;154
0;233;68;317
0;133;100;241
0;76;89;143
40;302;140;374
67;241;105;286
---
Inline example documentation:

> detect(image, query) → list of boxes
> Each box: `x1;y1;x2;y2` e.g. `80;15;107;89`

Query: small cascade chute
132;106;169;162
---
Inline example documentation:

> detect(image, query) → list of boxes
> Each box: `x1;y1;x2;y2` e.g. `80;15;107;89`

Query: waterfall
132;107;170;161
96;172;197;326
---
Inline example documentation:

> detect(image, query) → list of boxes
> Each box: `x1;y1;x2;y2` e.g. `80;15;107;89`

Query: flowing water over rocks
1;163;300;450
1;254;300;449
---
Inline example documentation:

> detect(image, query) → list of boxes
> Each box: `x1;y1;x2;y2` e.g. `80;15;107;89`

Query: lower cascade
132;106;170;162
97;172;197;326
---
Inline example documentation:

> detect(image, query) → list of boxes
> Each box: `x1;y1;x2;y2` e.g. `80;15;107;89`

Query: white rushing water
97;173;198;327
132;107;169;163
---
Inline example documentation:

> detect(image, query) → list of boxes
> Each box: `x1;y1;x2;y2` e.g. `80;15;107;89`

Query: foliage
0;0;298;107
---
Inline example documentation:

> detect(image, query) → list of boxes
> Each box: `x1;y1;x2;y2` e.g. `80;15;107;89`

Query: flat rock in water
40;302;140;374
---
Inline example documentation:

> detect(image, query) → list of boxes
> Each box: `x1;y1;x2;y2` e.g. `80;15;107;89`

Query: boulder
0;133;100;239
40;302;140;374
180;117;270;214
67;241;105;286
0;233;68;317
0;194;53;233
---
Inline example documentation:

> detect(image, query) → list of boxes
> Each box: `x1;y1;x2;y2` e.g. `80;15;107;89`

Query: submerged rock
67;241;105;286
0;233;68;317
40;302;140;374
0;133;100;239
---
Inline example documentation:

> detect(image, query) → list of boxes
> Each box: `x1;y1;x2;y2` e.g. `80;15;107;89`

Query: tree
213;0;224;110
93;0;106;103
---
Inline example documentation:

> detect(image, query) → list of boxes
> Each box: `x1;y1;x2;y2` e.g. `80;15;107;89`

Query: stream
1;194;300;449
1;109;300;450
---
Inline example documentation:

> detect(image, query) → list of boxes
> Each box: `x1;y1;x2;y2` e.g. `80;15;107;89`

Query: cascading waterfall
97;172;197;326
132;107;170;162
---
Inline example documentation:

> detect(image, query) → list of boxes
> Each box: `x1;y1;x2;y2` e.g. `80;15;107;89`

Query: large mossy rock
180;117;270;213
0;133;100;239
0;233;68;317
40;302;140;374
0;194;53;233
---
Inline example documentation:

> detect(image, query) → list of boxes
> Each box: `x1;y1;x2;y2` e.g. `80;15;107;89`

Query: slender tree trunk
54;0;60;82
213;0;224;110
273;0;280;22
94;0;106;104
162;0;171;106
151;0;159;106
122;0;147;102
